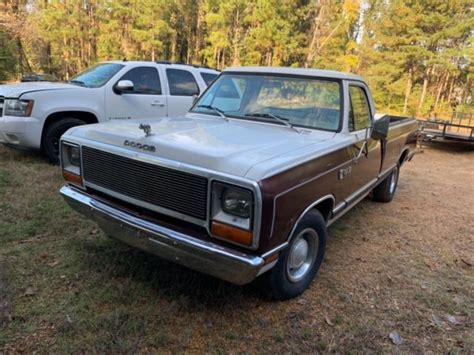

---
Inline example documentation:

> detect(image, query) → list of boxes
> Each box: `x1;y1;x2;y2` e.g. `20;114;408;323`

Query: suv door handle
151;101;165;107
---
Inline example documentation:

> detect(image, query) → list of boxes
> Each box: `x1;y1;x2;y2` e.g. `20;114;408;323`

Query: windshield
70;63;124;88
191;73;342;131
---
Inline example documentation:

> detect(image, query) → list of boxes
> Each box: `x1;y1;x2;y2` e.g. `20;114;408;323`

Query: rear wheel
262;210;327;300
373;165;399;202
42;118;86;164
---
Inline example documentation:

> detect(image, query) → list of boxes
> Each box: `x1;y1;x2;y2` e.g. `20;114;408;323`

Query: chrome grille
0;97;4;117
82;146;208;220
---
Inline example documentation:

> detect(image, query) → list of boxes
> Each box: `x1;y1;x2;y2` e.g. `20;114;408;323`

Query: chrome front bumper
60;185;265;285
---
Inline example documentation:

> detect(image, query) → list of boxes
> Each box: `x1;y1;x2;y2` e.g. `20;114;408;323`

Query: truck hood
67;113;337;180
0;82;81;98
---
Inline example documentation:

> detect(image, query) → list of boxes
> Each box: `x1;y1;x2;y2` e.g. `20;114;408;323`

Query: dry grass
0;143;473;353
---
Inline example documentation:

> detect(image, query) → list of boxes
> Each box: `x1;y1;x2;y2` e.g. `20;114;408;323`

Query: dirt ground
0;142;473;353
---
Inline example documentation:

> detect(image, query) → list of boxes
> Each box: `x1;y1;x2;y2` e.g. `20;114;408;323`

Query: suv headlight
61;142;83;186
4;99;34;117
211;182;254;247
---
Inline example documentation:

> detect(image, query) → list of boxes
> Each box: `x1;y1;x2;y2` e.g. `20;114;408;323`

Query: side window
167;69;199;96
200;72;218;86
349;86;371;131
119;67;161;95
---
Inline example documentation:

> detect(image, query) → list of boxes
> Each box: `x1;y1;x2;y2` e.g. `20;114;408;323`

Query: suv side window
167;69;199;96
349;86;371;131
200;72;218;86
119;67;162;95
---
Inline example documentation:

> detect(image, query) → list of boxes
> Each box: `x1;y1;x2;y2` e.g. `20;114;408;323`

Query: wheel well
312;197;334;222
286;196;334;243
399;149;409;166
41;111;98;148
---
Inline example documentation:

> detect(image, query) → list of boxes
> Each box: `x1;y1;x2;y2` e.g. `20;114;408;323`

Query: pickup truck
0;61;218;163
59;67;417;299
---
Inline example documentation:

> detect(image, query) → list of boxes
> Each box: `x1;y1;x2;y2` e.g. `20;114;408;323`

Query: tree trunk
403;67;413;114
231;7;241;66
446;78;455;105
417;66;432;112
434;72;449;110
305;3;324;67
193;1;204;64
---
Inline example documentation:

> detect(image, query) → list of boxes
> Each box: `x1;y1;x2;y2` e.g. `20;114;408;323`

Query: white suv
0;61;219;162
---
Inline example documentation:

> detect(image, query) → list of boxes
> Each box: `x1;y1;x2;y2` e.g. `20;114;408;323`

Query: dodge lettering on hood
59;67;418;299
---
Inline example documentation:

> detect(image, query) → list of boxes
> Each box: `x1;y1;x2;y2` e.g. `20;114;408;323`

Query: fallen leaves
446;314;466;326
46;260;59;267
22;287;37;297
324;315;334;326
388;330;403;345
459;258;472;268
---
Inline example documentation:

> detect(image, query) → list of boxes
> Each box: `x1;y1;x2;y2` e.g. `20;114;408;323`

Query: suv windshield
191;73;342;131
70;63;124;88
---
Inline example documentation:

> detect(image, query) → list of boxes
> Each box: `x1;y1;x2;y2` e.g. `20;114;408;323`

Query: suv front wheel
42;118;85;164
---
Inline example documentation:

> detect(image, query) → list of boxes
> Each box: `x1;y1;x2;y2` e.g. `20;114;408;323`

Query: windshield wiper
67;79;87;87
196;105;229;121
245;111;302;133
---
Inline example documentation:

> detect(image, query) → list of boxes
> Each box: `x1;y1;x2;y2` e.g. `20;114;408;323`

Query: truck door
346;84;381;201
105;66;167;121
165;68;201;116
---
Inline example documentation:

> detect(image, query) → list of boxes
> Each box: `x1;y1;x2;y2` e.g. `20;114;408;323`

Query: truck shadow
74;201;371;308
77;237;262;308
0;145;49;164
419;140;473;152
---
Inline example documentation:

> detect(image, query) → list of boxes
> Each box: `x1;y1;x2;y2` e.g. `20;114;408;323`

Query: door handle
151;101;165;107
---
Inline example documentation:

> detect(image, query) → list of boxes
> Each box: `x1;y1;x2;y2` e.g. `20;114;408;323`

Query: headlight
61;142;82;185
221;188;251;218
4;99;34;117
211;182;254;247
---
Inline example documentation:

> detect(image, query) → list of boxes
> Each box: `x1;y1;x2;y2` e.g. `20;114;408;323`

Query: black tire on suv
42;118;86;164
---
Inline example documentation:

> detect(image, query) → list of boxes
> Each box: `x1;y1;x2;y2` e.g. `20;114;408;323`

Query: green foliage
0;0;472;116
0;31;18;81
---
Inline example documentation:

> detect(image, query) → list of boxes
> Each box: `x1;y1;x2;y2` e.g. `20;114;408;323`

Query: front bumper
0;115;43;149
60;185;265;285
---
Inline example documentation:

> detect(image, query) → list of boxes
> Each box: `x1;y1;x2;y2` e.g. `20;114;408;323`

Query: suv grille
0;97;4;117
82;146;208;220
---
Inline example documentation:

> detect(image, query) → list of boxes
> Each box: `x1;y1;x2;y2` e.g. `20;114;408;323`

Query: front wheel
373;165;399;203
42;118;86;164
261;210;327;300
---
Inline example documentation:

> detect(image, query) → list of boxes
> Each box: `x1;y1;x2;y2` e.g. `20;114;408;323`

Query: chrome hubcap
286;228;318;283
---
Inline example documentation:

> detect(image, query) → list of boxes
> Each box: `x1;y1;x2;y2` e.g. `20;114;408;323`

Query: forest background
0;0;472;117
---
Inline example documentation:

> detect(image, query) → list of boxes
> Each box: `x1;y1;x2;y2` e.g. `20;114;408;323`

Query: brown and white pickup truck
59;67;417;299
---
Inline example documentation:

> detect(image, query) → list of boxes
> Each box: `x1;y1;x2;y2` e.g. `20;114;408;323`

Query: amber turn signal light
211;221;253;246
63;170;83;186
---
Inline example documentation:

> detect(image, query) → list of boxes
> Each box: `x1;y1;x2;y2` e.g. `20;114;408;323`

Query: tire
42;118;86;164
261;210;327;300
373;165;399;203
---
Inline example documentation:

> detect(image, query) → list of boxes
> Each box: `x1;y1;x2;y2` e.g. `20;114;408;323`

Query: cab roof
224;66;364;82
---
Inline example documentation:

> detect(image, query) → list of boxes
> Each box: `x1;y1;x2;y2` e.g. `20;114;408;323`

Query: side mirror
114;80;134;94
371;115;390;140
